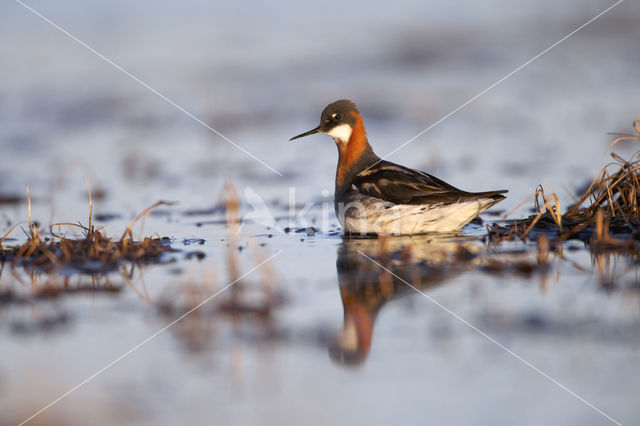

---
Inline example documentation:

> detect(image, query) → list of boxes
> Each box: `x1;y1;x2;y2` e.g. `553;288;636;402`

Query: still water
1;0;639;424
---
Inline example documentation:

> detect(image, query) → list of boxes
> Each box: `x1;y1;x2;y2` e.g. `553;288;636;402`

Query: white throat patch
326;124;353;144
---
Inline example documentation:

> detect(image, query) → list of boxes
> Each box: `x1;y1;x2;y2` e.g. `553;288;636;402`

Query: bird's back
337;160;506;234
351;160;507;205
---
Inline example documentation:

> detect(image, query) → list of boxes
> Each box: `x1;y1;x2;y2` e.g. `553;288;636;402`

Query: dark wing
352;160;508;205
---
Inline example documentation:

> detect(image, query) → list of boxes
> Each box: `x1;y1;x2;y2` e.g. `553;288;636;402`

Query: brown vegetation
0;184;175;273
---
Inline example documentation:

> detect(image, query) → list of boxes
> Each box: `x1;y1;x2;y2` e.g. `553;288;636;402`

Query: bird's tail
472;189;508;201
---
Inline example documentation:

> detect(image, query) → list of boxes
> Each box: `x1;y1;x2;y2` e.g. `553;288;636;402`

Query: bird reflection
330;235;477;366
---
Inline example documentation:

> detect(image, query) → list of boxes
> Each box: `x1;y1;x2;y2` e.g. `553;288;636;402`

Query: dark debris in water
0;193;23;205
283;226;319;236
11;311;70;335
94;212;122;222
195;219;228;227
182;205;225;216
185;251;206;261
183;238;205;246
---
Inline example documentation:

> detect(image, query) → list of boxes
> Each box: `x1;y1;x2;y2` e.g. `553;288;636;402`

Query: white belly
336;192;496;235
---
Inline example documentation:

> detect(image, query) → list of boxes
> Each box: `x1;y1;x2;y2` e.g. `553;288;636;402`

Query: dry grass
488;119;640;247
0;184;175;273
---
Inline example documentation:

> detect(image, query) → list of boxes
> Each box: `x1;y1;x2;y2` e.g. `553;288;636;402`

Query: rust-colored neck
336;111;372;188
341;293;374;355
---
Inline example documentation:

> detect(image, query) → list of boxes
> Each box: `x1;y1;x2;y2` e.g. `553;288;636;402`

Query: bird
290;99;507;235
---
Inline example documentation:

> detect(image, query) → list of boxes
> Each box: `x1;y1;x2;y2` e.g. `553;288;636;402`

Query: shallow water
1;1;640;425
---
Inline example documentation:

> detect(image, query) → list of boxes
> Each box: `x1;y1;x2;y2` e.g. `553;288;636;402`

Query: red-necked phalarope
290;99;507;235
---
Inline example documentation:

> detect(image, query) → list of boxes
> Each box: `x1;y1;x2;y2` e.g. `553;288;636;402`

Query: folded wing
353;161;507;205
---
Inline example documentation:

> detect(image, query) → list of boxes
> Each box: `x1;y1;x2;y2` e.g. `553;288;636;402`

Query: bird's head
290;99;362;145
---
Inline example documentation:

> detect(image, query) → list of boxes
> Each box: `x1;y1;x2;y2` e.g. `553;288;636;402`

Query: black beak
289;126;321;141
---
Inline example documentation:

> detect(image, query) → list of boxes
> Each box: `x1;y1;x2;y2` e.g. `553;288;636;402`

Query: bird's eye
332;113;341;120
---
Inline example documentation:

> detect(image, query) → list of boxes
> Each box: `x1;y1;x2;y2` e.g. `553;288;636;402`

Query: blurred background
1;1;639;425
1;0;639;216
